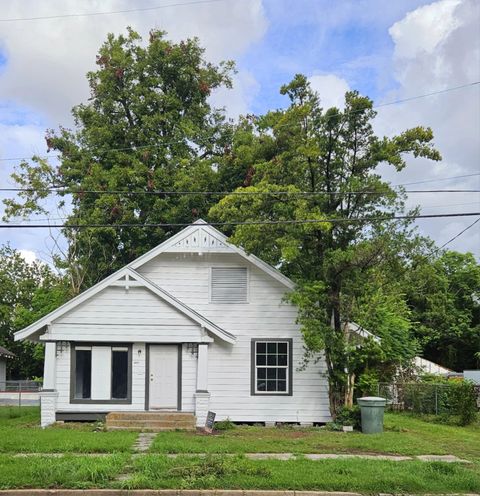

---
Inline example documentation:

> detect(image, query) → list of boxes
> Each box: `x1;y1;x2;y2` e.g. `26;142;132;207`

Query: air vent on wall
211;267;248;303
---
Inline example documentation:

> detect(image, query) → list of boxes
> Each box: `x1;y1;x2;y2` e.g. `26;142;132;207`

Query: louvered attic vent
211;267;248;303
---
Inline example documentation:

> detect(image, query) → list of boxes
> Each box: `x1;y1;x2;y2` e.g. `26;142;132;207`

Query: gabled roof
0;346;15;359
130;219;295;290
15;267;236;344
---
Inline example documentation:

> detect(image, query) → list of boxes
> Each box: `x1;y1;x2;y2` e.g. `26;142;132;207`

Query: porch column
40;341;57;428
194;343;210;427
196;343;208;392
43;342;56;390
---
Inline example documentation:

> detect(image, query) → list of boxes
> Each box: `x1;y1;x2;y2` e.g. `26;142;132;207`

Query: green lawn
119;455;480;493
1;406;479;493
0;407;137;453
0;454;127;489
149;413;480;461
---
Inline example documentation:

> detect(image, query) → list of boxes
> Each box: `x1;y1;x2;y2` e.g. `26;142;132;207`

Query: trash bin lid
357;396;387;407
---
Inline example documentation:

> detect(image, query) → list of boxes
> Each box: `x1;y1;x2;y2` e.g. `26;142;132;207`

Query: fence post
18;382;21;408
435;385;438;415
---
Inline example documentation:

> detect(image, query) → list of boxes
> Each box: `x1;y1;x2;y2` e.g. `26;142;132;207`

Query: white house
15;220;330;428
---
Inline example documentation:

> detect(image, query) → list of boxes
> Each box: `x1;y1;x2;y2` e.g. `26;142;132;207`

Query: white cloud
0;0;268;124
18;249;37;264
376;0;480;256
308;74;350;109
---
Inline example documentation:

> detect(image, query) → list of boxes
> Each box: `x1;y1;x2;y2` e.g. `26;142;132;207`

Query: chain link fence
0;380;42;407
378;382;477;415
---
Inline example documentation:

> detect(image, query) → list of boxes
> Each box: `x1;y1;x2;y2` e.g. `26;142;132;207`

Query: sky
0;0;479;265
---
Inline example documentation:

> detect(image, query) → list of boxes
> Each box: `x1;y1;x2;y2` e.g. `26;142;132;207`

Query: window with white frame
251;339;292;395
71;344;131;403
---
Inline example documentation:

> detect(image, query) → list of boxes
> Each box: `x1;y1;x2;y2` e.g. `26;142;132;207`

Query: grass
0;454;128;489
1;406;479;492
149;413;480;461
0;406;137;453
119;454;480;493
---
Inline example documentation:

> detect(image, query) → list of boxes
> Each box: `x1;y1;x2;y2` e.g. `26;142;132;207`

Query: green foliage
357;371;380;397
404;251;480;370
214;418;236;431
448;381;478;426
0;245;68;378
4;29;237;291
335;405;361;429
210;75;441;414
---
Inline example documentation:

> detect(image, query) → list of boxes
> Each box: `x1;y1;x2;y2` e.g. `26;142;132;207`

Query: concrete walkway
11;452;472;464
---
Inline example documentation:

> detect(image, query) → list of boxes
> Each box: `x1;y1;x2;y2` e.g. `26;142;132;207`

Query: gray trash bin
357;396;387;434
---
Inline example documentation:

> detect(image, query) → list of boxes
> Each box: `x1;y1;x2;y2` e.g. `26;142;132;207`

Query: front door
149;345;179;410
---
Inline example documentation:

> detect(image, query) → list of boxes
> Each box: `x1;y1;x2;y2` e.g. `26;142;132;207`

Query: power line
0;0;229;22
393;172;480;186
438;217;480;250
0;211;478;229
0;81;478;163
0;188;479;196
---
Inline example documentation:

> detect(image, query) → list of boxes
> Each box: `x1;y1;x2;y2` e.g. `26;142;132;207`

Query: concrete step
105;411;196;431
106;412;194;421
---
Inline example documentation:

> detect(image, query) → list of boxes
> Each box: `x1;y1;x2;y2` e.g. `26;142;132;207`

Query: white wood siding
55;286;195;327
138;252;330;423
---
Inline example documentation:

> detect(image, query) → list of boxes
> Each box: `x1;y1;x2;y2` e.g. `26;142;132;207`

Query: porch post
194;343;210;427
43;342;56;390
40;341;58;428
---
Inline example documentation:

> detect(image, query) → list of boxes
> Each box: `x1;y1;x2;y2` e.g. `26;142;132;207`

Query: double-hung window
71;344;131;403
251;339;292;395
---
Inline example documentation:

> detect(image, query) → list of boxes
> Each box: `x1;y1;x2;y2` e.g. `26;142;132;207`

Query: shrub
447;380;478;426
214;418;236;431
336;405;361;429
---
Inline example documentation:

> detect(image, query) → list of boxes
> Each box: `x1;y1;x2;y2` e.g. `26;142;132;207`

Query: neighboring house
15;220;330;427
0;346;15;390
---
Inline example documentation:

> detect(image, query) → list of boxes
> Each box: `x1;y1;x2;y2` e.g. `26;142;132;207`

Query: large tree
210;75;441;414
4;29;236;292
0;246;67;379
404;250;480;371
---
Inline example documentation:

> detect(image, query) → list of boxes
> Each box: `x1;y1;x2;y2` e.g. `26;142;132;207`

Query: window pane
256;342;266;354
267;354;277;366
75;349;91;399
111;350;128;399
267;368;277;379
277;380;287;392
278;368;286;380
278;342;287;354
257;380;266;391
257;368;266;380
266;380;277;391
267;342;277;354
256;354;266;366
278;354;287;366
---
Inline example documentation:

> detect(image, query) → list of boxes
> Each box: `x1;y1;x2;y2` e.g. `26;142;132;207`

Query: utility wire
0;188;478;196
0;0;229;22
0;211;478;229
437;217;480;251
393;172;480;186
0;81;478;163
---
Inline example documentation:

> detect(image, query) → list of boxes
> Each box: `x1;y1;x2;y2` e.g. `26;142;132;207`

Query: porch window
71;344;131;403
251;339;293;396
111;347;129;399
74;347;91;399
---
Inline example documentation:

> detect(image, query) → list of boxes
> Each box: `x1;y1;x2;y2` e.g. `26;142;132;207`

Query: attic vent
211;267;248;303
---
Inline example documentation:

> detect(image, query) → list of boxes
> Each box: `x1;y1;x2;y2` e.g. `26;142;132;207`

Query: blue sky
0;0;479;263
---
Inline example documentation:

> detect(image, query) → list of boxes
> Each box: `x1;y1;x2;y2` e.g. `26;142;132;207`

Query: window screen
111;348;129;399
252;340;291;395
74;348;91;399
211;267;248;303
